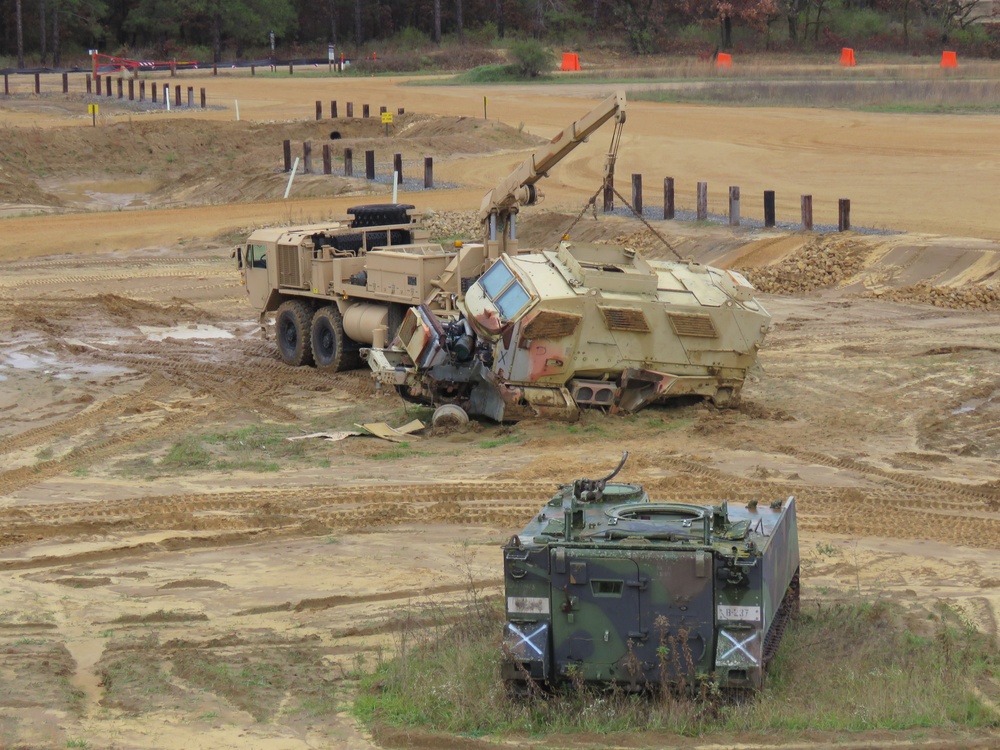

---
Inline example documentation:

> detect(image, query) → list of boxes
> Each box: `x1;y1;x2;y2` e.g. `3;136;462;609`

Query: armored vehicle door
549;550;642;683
632;551;716;684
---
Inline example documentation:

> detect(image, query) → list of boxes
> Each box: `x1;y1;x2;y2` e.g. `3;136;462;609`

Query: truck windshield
477;260;533;321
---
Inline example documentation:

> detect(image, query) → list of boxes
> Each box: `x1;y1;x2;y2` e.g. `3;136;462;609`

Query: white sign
508;596;549;615
717;604;761;622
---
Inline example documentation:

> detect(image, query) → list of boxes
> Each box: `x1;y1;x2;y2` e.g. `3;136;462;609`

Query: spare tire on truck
348;203;415;228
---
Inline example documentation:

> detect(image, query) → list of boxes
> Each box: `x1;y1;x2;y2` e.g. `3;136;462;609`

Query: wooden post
380;105;387;115
34;73;40;94
289;63;294;75
363;104;370;118
663;177;675;220
105;76;111;96
151;82;157;103
729;185;740;226
117;78;123;99
187;87;193;107
303;141;313;173
315;100;322;120
212;63;218;76
424;157;433;188
174;85;181;107
365;149;375;179
62;72;68;93
170;61;176;77
632;174;643;216
764;190;776;228
283;140;292;172
697;182;708;221
603;176;614;213
251;65;255;76
128;79;134;101
801;195;813;231
3;74;7;96
331;100;337;118
346;102;354;118
839;198;851;231
86;75;92;95
393;153;403;182
200;88;206;108
140;80;146;101
398;107;405;115
323;144;332;175
344;147;353;177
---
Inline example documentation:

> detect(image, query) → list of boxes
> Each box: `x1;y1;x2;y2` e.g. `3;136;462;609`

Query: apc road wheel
432;403;469;429
311;306;362;372
276;300;314;367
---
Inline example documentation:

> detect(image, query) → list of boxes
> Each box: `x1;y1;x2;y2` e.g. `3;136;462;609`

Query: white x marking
508;622;547;656
720;629;758;664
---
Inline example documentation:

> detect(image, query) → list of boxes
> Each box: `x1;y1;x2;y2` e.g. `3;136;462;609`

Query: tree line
1;0;995;69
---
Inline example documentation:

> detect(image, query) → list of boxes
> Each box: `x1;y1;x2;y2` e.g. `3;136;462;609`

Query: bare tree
496;0;505;37
16;0;25;68
433;0;441;42
354;0;362;45
51;0;60;67
39;0;47;65
456;0;464;41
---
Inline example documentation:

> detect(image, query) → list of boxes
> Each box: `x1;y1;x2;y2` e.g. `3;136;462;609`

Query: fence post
62;72;68;93
174;85;181;107
380;105;387;115
283;140;292;172
140;80;146;101
365;149;375;179
128;79;134;101
116;78;123;98
398;107;405;115
344;148;353;177
170;61;176;77
424;157;433;188
289;63;294;75
212;63;218;76
315;100;322;120
603;176;614;213
839;198;851;231
323;144;332;175
106;76;112;96
331;100;337;118
34;73;40;94
697;182;708;221
663;177;675;220
187;87;193;107
631;174;643;216
729;186;740;226
200;88;206;108
763;190;776;228
86;75;92;95
152;82;157;103
251;65;255;76
3;74;7;96
801;195;813;231
393;153;403;183
346;102;354;118
303;141;313;173
363;104;370;118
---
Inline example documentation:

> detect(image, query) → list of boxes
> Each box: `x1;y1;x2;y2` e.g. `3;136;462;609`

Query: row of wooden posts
0;71;209;108
314;100;404;120
282;141;852;232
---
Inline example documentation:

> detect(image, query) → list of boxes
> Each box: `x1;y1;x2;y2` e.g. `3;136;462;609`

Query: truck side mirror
234;246;244;269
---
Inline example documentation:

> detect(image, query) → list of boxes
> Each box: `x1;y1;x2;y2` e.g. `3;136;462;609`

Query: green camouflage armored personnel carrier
502;455;800;692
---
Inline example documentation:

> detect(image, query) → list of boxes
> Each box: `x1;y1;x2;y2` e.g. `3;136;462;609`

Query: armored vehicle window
248;244;267;268
480;261;514;298
477;260;534;321
590;579;623;597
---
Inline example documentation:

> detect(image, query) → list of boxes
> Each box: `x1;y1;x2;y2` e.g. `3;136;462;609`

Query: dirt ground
1;72;1000;749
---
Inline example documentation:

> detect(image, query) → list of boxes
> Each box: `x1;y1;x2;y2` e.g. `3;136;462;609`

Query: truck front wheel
276;300;315;367
312;306;362;371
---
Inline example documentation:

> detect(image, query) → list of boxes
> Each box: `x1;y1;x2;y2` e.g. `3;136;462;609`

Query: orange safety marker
839;47;856;67
940;50;958;68
716;52;732;68
560;52;581;71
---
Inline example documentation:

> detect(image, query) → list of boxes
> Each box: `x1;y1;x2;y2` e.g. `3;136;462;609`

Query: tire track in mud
0;377;174;457
0;408;223;497
1;268;234;293
1;256;227;271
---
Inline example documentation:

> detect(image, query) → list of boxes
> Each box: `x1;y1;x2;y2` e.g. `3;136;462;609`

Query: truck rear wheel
276;300;315;367
312;306;362;372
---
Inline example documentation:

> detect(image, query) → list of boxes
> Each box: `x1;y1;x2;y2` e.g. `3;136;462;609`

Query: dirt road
1;74;999;748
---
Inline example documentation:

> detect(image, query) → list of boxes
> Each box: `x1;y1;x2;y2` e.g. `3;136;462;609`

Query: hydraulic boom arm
478;91;627;259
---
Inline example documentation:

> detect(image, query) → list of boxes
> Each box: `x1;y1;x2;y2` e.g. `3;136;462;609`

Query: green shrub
508;38;554;78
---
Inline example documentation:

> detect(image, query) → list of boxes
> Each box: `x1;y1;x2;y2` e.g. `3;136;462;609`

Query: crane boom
478;91;627;259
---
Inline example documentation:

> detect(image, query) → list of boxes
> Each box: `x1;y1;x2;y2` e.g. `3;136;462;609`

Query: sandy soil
1;73;1000;749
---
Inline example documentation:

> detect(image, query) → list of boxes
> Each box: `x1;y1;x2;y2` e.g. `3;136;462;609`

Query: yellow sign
381;112;393;124
88;104;98;115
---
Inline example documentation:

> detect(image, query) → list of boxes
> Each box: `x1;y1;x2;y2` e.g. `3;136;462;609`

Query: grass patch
370;442;430;460
354;597;999;739
478;434;522;449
